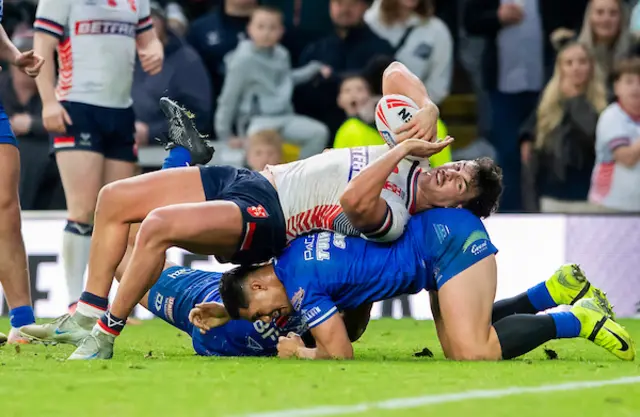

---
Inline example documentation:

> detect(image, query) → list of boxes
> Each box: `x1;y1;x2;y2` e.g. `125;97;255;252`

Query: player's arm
33;32;58;106
136;0;163;75
0;25;21;64
612;139;640;168
279;314;354;360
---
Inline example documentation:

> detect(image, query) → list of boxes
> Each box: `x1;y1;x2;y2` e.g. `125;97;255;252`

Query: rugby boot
19;313;95;346
68;327;114;360
545;263;615;320
571;298;635;361
7;327;31;344
0;331;6;346
159;97;214;165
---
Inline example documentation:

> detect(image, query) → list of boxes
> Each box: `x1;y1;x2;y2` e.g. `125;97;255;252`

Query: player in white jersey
33;0;164;310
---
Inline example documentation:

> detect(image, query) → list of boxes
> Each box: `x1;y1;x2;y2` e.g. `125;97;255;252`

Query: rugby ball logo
375;94;420;147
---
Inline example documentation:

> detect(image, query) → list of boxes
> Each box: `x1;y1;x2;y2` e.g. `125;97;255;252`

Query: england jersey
274;208;498;331
34;0;153;109
267;145;428;243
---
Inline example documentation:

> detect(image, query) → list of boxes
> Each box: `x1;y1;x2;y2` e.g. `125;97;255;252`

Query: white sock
75;300;105;320
62;227;92;304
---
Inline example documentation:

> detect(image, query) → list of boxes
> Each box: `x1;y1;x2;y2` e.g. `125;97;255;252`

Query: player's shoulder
410;208;488;242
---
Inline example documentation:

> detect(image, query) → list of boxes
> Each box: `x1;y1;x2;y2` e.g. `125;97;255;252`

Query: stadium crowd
2;0;640;213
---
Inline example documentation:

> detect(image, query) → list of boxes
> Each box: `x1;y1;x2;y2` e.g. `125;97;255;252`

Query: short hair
219;264;263;320
613;57;640;81
247;129;283;152
462;157;503;218
251;5;283;22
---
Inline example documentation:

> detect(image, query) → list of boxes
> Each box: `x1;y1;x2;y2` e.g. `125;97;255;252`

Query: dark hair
613;56;640;81
462;157;503;218
219;264;263;319
340;72;371;92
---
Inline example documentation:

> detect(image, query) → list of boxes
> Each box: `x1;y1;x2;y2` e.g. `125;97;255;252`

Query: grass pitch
1;318;639;417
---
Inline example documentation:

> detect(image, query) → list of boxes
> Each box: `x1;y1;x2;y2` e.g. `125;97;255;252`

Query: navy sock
493;314;557;359
98;310;126;336
64;220;93;236
162;146;191;169
9;305;35;328
526;282;557;312
550;311;581;339
79;291;109;310
492;292;537;323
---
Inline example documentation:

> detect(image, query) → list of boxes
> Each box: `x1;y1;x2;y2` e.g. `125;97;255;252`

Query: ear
250;280;268;291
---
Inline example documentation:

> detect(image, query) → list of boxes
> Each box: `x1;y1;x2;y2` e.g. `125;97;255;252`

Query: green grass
1;318;640;417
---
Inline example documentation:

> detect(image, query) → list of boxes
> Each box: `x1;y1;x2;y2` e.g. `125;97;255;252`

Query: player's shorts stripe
34;18;65;38
362;204;393;239
608;137;631;152
53;136;76;148
240;222;256;251
307;306;338;328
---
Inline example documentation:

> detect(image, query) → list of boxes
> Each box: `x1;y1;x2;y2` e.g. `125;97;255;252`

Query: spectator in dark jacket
294;0;394;137
133;3;212;147
0;31;64;210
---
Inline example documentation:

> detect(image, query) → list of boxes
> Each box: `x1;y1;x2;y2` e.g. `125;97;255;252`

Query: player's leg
429;291;452;357
69;200;245;359
492;263;613;323
0;143;35;343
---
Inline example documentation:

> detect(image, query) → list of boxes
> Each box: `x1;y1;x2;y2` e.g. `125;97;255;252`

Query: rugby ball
375;94;420;147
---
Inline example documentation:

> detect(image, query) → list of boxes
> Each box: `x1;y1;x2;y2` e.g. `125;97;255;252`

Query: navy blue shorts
50;101;136;162
199;165;286;265
0;109;17;147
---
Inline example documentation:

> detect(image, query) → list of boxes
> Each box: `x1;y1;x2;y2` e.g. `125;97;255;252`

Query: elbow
383;61;408;82
339;192;372;224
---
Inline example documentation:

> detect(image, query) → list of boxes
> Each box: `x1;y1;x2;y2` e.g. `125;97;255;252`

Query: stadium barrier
1;212;639;319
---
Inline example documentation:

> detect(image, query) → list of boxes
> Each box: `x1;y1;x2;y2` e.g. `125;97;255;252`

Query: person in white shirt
33;0;164;310
365;0;453;104
589;57;640;211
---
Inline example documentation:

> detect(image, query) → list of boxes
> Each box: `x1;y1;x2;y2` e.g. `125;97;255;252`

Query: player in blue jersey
204;208;634;362
0;9;45;344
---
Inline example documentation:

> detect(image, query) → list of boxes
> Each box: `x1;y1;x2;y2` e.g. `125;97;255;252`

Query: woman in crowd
364;0;453;105
578;0;631;87
521;32;607;213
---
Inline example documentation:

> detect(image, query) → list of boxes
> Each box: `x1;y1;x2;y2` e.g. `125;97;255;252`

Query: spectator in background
294;0;394;137
365;0;453;105
578;0;631;87
0;31;64;210
589;57;640;212
520;33;607;213
245;129;283;171
187;0;257;132
215;6;330;159
132;2;212;147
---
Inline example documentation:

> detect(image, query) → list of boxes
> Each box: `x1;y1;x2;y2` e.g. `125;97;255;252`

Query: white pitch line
235;376;640;417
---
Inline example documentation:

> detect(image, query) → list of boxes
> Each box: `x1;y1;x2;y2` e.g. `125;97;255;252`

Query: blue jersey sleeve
286;280;338;330
421;209;498;289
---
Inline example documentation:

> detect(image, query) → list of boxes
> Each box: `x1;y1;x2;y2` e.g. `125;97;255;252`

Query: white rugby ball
375;94;420;147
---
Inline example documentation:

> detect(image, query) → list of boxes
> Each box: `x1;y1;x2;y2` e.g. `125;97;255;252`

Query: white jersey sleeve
34;0;72;40
136;0;153;35
359;197;410;243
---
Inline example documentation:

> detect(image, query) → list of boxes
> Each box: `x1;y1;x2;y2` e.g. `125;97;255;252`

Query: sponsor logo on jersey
167;267;193;279
75;20;136;37
302;306;321;323
291;287;305;311
79;133;92;147
164;297;175;323
433;223;450;244
348;147;369;181
154;293;163;312
247;205;268;218
462;230;490;255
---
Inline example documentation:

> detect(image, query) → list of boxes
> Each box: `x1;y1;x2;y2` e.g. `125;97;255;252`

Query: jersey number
107;0;137;12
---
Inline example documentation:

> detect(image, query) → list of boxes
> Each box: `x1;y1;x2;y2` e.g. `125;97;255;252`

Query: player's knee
95;183;125;220
0;192;21;232
447;343;496;361
135;208;172;249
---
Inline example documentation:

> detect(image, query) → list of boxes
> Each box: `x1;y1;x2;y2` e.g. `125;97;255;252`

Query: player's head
248;6;284;48
246;130;283;171
219;263;293;322
418;157;502;218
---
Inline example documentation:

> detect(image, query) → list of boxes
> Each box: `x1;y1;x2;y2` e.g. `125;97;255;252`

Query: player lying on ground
192;209;634;362
21;61;502;348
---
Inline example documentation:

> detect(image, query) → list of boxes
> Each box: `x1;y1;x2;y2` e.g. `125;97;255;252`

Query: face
590;0;621;43
560;45;592;88
239;280;293;324
419;161;480;208
337;77;371;115
330;0;368;29
615;73;640;112
248;11;283;48
246;143;281;171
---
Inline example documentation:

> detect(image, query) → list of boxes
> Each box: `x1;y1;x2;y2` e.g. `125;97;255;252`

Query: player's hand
401;136;454;158
139;40;164;75
394;101;440;143
42;101;72;134
10;113;32;136
188;301;230;334
277;332;305;359
13;50;44;78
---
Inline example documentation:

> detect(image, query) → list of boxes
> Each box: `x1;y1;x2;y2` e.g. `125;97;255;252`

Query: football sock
63;220;93;304
162;146;191;169
526;281;557;312
549;311;581;339
76;291;109;319
9;305;35;328
492;292;538;323
97;310;126;336
494;314;557;359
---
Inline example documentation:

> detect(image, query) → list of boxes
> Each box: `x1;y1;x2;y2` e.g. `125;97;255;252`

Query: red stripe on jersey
285;204;343;239
56;38;73;99
589;162;615;203
408;167;422;214
240;222;256;251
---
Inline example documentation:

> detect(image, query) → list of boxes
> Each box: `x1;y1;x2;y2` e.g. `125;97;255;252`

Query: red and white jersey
34;0;152;109
267;145;427;243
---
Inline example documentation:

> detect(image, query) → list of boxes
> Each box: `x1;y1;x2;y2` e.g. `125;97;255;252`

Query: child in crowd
245;130;283;171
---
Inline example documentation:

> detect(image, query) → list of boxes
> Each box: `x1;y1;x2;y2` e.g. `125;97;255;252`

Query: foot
546;264;615;319
8;328;31;344
158;97;214;165
572;298;635;361
0;331;6;346
19;313;95;346
68;327;115;360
